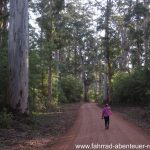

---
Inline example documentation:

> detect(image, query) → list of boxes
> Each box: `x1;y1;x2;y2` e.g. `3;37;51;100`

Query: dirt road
49;103;150;150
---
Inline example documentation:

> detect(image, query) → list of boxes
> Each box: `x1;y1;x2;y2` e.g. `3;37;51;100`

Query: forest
0;0;150;141
0;0;150;149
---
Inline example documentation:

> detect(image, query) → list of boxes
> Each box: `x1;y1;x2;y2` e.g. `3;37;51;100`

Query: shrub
112;70;150;105
58;75;82;103
0;108;13;128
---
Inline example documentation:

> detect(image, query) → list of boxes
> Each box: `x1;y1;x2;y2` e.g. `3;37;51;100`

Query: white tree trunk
8;0;28;114
103;73;108;102
47;0;53;103
120;27;129;71
104;0;112;102
144;0;149;68
48;54;52;102
135;0;142;67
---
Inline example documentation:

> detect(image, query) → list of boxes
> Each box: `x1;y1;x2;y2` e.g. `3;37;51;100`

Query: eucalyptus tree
108;0;150;71
32;0;65;104
96;0;130;102
143;0;150;69
66;0;97;101
111;0;133;72
104;0;113;102
8;0;29;113
96;0;113;102
124;0;149;69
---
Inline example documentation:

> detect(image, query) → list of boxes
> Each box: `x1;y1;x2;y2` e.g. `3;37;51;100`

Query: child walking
102;104;112;129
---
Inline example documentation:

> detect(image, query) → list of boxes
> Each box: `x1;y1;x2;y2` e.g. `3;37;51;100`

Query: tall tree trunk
40;23;45;97
136;0;142;68
103;73;108;101
48;52;52;102
84;80;88;102
55;49;60;101
98;72;102;99
47;0;53;103
144;0;149;68
74;39;77;77
79;46;87;102
8;0;29;114
120;26;129;71
104;0;112;103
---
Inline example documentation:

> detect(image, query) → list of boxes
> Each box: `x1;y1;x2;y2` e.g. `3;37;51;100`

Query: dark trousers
104;116;109;129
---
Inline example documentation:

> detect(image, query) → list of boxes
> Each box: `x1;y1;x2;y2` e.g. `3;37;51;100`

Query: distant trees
29;0;97;104
96;0;150;104
0;0;150;113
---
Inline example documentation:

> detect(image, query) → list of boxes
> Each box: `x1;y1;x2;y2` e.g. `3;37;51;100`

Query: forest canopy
0;0;150;114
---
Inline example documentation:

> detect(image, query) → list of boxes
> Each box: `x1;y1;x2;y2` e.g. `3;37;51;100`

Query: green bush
58;75;82;103
112;70;150;105
0;108;13;128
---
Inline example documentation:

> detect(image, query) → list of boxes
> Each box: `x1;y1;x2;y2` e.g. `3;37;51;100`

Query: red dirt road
49;103;150;150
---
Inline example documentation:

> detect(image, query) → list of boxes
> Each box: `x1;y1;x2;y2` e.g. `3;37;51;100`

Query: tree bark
79;46;87;102
120;26;129;71
48;53;52;102
8;0;29;114
104;0;112;103
74;39;78;77
47;0;53;103
135;0;142;68
143;0;149;68
39;22;45;97
103;73;108;102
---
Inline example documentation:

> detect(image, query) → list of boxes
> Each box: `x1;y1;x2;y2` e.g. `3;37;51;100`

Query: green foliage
132;3;148;17
88;90;97;101
58;75;82;103
112;70;150;105
0;108;13;128
88;86;101;102
0;32;8;103
96;94;104;105
29;50;48;111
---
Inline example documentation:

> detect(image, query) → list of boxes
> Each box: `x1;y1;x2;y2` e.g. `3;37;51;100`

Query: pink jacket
102;106;112;118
